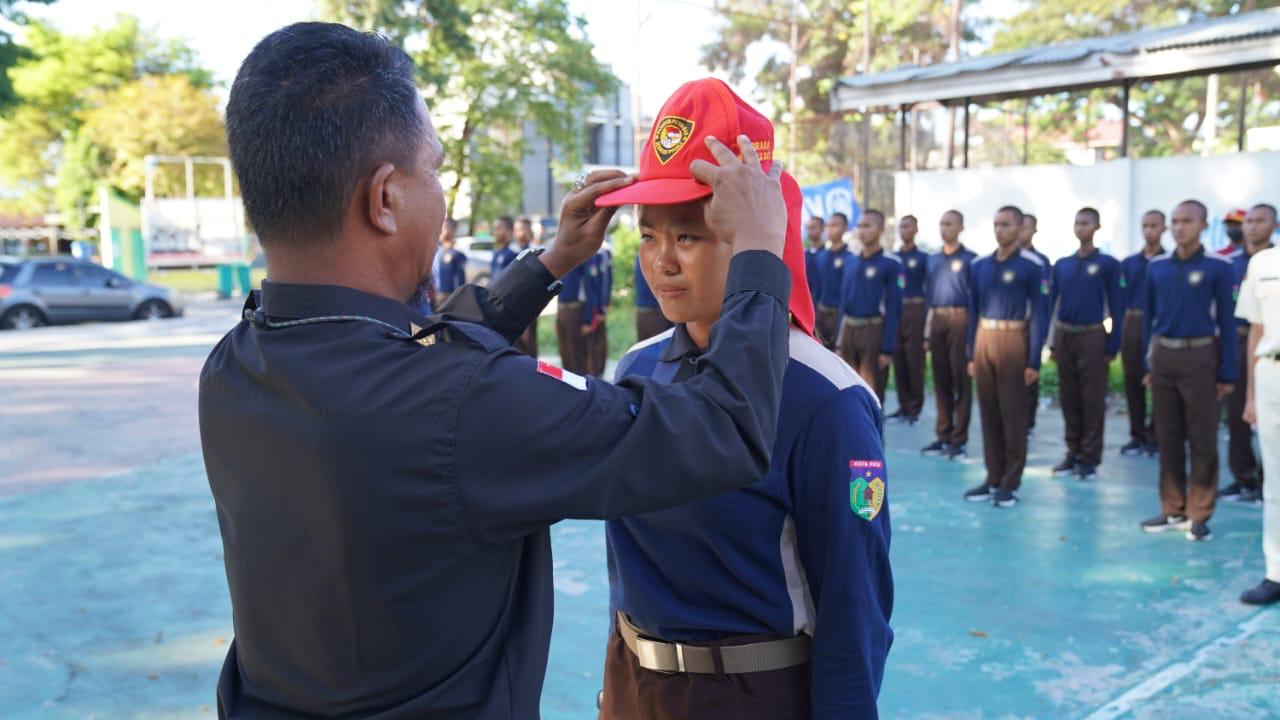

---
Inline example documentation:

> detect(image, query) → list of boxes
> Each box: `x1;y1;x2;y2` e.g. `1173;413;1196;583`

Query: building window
586;123;605;165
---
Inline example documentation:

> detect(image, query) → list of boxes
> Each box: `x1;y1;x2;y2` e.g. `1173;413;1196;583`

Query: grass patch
148;268;267;293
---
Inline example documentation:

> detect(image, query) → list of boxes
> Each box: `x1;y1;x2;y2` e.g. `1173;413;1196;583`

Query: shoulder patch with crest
849;460;885;521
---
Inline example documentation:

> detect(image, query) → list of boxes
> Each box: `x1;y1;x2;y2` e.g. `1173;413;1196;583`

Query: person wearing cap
1237;202;1280;605
1222;203;1277;505
202;24;799;718
963;206;1049;508
1140;199;1237;542
1219;208;1247;256
814;212;852;349
838;209;903;403
432;217;465;307
921;210;976;460
806;214;825;306
1046;207;1123;480
582;246;612;376
1019;213;1051;435
594;78;893;720
633;253;673;342
891;214;927;425
1119;210;1166;457
511;217;540;356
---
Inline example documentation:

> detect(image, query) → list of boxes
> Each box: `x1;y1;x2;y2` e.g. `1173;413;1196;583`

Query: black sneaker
964;484;994;503
1185;520;1212;542
1052;456;1078;476
1075;462;1098;479
921;440;948;456
1120;440;1144;456
1241;579;1280;605
1220;482;1245;501
993;489;1018;507
1142;442;1159;457
945;444;967;460
1140;514;1189;533
1239;486;1263;505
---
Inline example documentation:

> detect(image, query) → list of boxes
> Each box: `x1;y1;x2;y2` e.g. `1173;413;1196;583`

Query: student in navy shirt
1047;207;1123;480
838;209;903;402
1140;199;1237;542
596;78;892;720
511;217;540;357
489;216;518;281
1019;213;1051;433
814;212;852;349
963;205;1049;507
582;247;612;375
891;214;928;424
922;210;977;459
806;214;825;305
633;255;672;342
1118;210;1166;456
432;217;466;305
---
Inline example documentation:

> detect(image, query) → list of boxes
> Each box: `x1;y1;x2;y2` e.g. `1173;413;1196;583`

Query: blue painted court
2;320;1278;718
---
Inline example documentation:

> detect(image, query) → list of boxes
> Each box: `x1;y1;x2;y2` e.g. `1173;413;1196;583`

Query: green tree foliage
0;15;221;222
323;0;617;222
0;0;53;111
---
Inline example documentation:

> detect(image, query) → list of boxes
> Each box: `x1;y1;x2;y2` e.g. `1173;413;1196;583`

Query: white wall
893;151;1280;261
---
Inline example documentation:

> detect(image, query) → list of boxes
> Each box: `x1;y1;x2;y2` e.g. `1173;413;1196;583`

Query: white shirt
1236;245;1280;356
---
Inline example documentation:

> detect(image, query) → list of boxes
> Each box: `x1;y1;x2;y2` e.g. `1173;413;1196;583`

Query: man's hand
1217;383;1234;400
689;135;786;258
541;170;636;278
967;361;975;378
1025;367;1039;386
1244;396;1257;426
878;353;892;369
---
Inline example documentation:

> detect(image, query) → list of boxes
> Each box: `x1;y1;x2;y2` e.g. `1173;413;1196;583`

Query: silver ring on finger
573;171;588;191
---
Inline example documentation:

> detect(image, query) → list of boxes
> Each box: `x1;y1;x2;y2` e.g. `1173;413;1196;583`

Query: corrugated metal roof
837;7;1280;91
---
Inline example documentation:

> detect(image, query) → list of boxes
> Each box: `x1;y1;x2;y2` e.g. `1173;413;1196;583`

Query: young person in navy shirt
922;210;977;459
431;217;466;307
1119;210;1166;457
1019;214;1051;434
838;209;903;402
814;212;852;349
891;214;928;425
806;214;825;306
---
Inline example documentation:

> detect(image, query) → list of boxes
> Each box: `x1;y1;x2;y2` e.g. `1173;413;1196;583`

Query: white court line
1082;610;1276;720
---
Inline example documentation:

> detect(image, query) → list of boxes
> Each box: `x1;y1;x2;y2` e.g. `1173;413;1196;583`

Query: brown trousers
1027;378;1041;430
585;321;608;377
513;321;538;358
599;625;811;720
840;318;887;402
556;302;587;374
931;309;972;447
1121;311;1155;445
1053;327;1108;465
636;307;673;343
974;326;1030;491
893;301;927;417
1151;342;1220;522
816;305;840;351
1226;329;1261;488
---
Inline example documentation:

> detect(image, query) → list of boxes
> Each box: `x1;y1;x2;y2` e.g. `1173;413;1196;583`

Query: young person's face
1141;212;1165;246
899;217;918;244
994;211;1021;249
1170;203;1207;248
940;212;963;244
1074;212;1100;243
638;200;733;327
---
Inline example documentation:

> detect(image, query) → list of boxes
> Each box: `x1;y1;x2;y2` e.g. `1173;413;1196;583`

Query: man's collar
862;247;884;259
659;324;703;362
253;280;424;333
1173;245;1206;262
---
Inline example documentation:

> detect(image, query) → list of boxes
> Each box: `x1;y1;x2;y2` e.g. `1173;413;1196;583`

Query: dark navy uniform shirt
815;245;852;309
1142;246;1237;381
967;249;1050;369
490;244;517;280
199;250;794;719
633;256;659;310
840;249;903;354
434;248;467;294
611;325;893;719
806;246;823;305
925;245;977;308
1120;249;1161;311
1049;249;1124;356
897;245;928;299
1025;245;1051;289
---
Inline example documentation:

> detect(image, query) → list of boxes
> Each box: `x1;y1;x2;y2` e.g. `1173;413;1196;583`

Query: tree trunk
446;114;475;219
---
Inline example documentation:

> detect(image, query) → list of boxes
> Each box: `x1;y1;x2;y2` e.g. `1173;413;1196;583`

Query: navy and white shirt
897;245;928;299
967;249;1050;369
1120;249;1162;311
634;256;659;310
1025;245;1051;291
839;250;903;354
925;245;977;308
815;245;853;309
1142;246;1237;381
433;248;467;294
1049;249;1124;356
609;325;894;718
806;246;824;306
490;244;518;280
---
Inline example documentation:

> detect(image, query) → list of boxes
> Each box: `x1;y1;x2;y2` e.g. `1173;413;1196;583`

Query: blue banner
800;177;860;225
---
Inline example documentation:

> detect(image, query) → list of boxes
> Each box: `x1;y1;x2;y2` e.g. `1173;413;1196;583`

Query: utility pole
860;0;872;210
945;0;962;169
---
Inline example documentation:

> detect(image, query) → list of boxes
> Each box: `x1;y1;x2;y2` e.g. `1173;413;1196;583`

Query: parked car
0;256;184;330
453;236;498;287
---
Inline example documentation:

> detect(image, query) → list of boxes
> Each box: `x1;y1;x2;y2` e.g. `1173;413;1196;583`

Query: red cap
597;78;814;336
1224;208;1247;223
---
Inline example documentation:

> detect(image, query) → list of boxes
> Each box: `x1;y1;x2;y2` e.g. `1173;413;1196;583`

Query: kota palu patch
536;360;587;391
653;115;695;165
849;460;886;521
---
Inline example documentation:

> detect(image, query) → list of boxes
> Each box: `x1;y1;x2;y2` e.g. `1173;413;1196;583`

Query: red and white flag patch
537;360;588;391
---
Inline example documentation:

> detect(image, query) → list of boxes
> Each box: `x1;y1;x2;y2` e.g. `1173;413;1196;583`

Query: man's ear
366;162;397;235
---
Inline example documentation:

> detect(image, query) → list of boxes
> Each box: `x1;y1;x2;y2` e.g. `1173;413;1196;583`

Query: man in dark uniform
814;212;851;349
1019;213;1051;434
838;209;903;402
963;206;1049;507
1141;199;1237;542
490;215;518;278
1047;207;1123;479
1221;203;1276;504
432;218;465;307
582;246;612;376
511;217;539;356
922;210;976;459
891;214;927;425
201;24;796;719
806;214;825;305
633;254;672;342
1119;210;1166;457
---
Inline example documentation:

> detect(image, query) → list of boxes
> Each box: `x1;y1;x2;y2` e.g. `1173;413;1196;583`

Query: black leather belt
617;613;810;675
1057;322;1104;333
